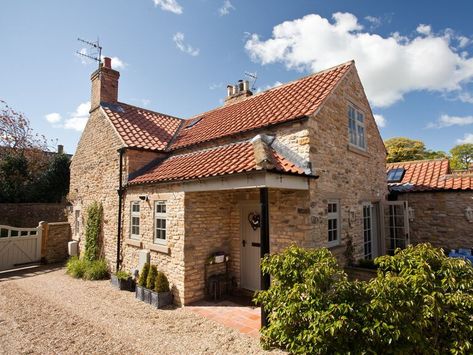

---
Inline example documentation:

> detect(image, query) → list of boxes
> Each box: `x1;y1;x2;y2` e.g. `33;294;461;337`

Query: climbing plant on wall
83;201;103;262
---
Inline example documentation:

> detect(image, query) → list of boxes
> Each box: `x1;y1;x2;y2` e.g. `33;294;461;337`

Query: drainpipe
260;187;270;328
116;148;125;271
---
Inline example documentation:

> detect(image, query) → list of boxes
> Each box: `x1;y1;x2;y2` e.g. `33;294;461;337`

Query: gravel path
0;267;281;355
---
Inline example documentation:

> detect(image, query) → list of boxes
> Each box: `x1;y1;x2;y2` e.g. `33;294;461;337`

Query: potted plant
111;270;134;291
135;263;150;301
150;271;173;308
144;265;158;304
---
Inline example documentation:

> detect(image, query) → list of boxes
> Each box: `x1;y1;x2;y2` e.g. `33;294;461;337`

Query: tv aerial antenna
244;71;258;91
76;37;102;69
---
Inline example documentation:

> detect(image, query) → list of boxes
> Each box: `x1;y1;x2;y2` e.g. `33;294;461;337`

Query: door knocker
248;212;261;230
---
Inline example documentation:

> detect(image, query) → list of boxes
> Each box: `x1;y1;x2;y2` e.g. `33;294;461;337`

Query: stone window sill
125;239;142;248
149;243;170;255
347;144;369;158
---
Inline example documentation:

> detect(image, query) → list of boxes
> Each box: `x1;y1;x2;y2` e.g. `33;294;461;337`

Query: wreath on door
248;212;261;230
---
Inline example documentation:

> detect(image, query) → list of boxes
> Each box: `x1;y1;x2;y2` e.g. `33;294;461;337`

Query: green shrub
155;271;170;293
138;263;150;287
83;259;109;280
83;201;103;262
66;256;87;279
115;270;131;281
146;265;157;289
257;244;473;354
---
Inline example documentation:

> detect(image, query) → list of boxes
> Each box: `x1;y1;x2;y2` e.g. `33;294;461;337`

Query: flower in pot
151;271;173;308
135;263;150;301
111;270;134;291
144;265;158;304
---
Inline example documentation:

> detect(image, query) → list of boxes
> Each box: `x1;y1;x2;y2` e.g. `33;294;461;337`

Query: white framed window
348;105;366;150
130;201;140;240
327;200;340;247
363;203;373;259
154;201;167;245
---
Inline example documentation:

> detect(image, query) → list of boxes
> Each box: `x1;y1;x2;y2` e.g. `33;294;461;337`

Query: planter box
135;285;146;301
111;275;135;291
143;287;153;304
150;291;173;308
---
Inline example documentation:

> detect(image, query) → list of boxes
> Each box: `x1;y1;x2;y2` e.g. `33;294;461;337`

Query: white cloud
209;83;223;90
45;112;62;123
100;55;127;70
457;36;471;48
77;47;89;64
365;16;381;29
63;102;91;131
373;114;386;128
153;0;182;14
428;114;473;128
219;0;235;16
256;81;283;93
173;32;200;56
457;133;473;144
244;13;473;108
416;24;432;36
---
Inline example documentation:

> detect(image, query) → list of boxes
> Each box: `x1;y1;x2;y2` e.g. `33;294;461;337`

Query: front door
240;203;261;291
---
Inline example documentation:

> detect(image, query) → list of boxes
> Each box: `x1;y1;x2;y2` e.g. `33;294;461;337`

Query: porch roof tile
128;140;308;185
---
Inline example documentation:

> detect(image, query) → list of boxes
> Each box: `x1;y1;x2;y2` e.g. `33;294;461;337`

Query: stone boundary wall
41;222;71;264
345;266;377;281
0;203;67;227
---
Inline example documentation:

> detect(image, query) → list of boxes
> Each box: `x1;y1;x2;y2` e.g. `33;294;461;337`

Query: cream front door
240;204;261;291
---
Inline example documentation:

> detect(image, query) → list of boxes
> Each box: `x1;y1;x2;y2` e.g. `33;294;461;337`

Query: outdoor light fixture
465;207;473;223
139;195;149;201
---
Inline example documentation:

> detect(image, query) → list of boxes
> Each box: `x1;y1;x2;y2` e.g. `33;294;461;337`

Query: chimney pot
103;57;112;69
227;85;233;97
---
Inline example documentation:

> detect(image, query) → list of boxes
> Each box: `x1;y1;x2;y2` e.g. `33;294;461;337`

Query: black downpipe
260;187;270;328
116;148;125;271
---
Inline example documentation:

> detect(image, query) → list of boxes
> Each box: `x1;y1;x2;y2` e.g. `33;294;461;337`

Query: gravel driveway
0;266;281;354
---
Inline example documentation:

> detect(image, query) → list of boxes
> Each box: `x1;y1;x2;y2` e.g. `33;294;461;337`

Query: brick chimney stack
90;57;120;111
224;79;252;105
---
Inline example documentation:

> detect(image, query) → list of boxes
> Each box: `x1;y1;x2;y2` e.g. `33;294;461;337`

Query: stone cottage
69;57;389;306
387;159;473;251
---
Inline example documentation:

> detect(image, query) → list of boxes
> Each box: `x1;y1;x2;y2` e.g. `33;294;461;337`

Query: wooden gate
0;224;42;271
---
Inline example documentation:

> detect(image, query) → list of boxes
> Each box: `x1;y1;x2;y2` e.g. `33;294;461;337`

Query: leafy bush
146;265;158;289
83;259;109;280
257;244;473;354
66;257;109;281
138;263;150;287
115;270;131;281
155;271;170;293
66;256;87;278
84;201;103;262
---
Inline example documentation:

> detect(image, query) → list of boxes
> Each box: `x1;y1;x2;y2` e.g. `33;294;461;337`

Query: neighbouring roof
101;61;353;152
128;140;308;185
387;159;473;192
102;102;182;151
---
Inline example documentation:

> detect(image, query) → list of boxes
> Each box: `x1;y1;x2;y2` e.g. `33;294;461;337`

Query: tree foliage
257;244;473;354
385;137;446;163
450;144;473;170
83;202;103;262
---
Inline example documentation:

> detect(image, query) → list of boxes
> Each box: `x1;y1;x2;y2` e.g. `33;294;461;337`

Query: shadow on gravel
0;263;65;282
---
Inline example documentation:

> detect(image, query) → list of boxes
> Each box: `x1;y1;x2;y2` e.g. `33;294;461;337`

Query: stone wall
0;203;67;227
396;191;473;250
68;108;124;270
307;66;388;263
345;266;377;281
42;222;71;263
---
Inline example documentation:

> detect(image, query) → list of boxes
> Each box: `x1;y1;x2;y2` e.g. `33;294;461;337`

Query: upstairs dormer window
348;105;366;150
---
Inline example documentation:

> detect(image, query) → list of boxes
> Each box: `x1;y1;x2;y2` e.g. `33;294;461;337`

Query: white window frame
327;200;340;248
348;105;366;150
362;202;373;260
154;201;167;245
130;201;141;240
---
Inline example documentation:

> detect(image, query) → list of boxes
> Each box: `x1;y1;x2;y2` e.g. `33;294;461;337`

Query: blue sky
1;0;473;154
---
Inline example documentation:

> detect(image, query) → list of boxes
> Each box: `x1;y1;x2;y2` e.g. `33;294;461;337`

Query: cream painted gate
0;225;42;271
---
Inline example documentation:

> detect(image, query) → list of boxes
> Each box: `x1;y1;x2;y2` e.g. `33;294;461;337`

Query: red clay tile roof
128;141;308;185
170;61;353;150
387;159;473;192
102;102;182;151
